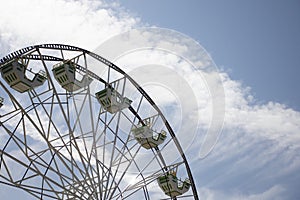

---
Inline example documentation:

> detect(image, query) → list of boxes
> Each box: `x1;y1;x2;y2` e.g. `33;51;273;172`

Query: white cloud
200;185;286;200
222;72;300;148
191;72;300;199
0;0;138;54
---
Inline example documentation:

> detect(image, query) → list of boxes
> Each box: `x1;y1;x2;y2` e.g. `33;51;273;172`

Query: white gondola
0;61;47;93
157;171;191;197
131;118;167;149
0;97;3;108
95;87;132;114
52;61;92;92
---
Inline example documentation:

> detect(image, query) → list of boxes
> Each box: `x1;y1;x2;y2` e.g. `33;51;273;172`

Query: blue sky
120;0;300;111
0;0;300;199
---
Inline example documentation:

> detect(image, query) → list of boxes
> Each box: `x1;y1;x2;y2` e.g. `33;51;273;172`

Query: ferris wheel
0;44;199;199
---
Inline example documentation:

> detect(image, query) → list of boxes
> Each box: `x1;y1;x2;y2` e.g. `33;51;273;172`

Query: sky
0;0;300;199
120;0;300;111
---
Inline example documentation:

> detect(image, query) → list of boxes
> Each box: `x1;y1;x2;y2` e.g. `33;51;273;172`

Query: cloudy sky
0;0;299;199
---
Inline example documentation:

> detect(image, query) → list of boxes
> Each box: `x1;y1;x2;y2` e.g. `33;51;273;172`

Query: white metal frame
0;44;199;200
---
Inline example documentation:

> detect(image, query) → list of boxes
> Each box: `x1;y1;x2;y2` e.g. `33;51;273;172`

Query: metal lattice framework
0;44;199;199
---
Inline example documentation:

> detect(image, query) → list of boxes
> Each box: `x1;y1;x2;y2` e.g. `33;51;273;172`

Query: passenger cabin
95;88;132;114
0;61;47;93
157;171;191;197
0;97;3;108
131;119;166;149
52;61;92;92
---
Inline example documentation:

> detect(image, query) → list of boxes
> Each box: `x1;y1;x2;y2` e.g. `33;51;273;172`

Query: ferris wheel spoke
36;91;97;195
102;110;123;198
107;132;162;199
16;96;93;197
108;145;143;199
0;149;68;199
69;90;102;197
94;113;143;198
